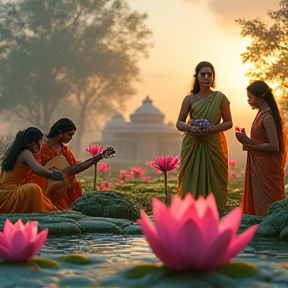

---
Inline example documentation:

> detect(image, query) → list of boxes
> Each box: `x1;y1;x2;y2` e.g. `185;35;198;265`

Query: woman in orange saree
0;127;61;214
236;81;287;216
176;61;233;211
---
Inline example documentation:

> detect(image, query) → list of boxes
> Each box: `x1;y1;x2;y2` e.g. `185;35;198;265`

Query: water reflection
42;234;288;265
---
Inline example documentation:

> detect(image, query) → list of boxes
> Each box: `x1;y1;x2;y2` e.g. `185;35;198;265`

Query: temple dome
103;113;127;130
130;96;164;124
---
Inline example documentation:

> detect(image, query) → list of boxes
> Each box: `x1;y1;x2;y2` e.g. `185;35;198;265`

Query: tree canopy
237;0;288;102
0;0;152;154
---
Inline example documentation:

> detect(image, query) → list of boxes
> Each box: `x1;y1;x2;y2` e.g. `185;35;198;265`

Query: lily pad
29;257;61;268
58;254;90;265
125;263;168;279
213;262;259;279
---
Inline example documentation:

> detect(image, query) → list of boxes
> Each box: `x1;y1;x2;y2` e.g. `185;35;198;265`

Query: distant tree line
0;0;153;155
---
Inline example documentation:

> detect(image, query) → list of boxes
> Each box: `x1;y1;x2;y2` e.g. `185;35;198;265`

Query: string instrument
44;147;115;192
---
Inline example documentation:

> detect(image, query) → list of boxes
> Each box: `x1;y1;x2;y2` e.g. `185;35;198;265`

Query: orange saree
31;141;82;211
242;111;287;216
0;162;56;213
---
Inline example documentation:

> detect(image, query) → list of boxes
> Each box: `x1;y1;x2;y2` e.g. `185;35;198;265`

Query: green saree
177;91;228;210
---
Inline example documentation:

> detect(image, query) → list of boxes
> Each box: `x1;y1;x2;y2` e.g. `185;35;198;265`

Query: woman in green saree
176;61;233;210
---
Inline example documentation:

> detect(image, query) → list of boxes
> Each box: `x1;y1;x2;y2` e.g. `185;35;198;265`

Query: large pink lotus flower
86;145;105;156
137;193;258;271
0;219;48;262
150;156;180;204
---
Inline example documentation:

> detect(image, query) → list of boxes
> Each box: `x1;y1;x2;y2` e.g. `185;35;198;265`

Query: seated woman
32;118;114;211
0;127;62;214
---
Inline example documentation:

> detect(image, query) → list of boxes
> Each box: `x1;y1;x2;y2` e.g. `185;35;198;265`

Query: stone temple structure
95;96;182;163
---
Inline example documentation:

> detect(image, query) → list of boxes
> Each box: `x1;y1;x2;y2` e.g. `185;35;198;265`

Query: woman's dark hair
247;81;282;130
1;127;43;171
46;118;76;139
190;61;216;94
247;80;285;151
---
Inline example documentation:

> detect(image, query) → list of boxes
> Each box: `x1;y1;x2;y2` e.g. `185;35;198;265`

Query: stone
71;190;141;221
0;210;143;237
256;199;288;240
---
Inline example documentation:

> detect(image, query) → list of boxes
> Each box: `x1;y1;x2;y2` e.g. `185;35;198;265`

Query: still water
42;233;288;265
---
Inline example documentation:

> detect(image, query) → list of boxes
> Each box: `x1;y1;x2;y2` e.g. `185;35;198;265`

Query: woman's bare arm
19;150;52;178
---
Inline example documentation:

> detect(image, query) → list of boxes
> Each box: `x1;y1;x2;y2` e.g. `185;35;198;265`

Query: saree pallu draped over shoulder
242;111;287;216
177;91;228;210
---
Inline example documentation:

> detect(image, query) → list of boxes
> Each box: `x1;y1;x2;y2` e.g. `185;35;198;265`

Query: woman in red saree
236;81;287;216
33;118;81;210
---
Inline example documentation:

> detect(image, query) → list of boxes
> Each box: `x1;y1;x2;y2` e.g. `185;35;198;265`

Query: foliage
236;0;288;106
0;0;153;154
80;176;243;217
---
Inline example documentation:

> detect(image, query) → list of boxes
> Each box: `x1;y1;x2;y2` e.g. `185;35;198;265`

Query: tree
236;0;288;107
0;0;152;155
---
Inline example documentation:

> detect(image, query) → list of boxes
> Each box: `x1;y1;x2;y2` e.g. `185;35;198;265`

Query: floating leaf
59;254;90;265
29;257;60;268
125;264;168;279
213;261;259;279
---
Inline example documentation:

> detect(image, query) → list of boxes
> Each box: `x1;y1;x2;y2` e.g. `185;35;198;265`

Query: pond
2;233;288;287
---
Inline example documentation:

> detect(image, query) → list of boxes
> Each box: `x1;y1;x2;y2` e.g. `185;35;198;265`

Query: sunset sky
123;0;280;163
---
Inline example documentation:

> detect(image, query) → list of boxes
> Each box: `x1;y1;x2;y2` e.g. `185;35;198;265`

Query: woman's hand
187;125;210;136
50;170;64;181
235;132;253;145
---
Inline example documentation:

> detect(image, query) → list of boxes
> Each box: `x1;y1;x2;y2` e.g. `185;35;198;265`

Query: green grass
79;175;244;217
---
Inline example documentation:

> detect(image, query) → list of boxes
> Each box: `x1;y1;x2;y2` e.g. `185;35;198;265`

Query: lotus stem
93;163;97;190
163;171;168;205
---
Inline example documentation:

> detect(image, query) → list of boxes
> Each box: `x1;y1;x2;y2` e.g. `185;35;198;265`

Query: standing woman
35;118;81;210
0;127;60;213
176;61;233;211
235;80;287;216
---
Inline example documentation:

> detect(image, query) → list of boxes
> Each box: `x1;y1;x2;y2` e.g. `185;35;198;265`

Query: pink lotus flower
229;171;236;181
86;145;105;190
151;156;180;172
141;176;151;183
119;169;133;180
86;145;105;156
0;219;48;262
137;193;258;271
99;181;112;190
131;166;145;178
146;161;162;175
229;159;238;167
235;126;246;134
98;162;110;173
150;156;180;204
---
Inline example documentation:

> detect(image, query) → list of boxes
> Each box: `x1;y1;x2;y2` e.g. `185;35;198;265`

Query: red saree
242;111;287;216
31;141;82;210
